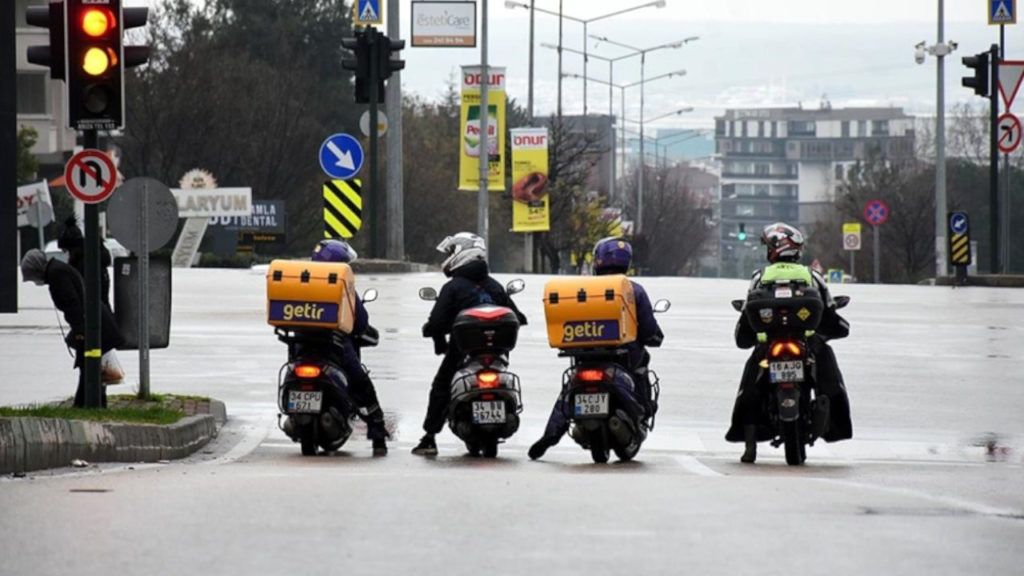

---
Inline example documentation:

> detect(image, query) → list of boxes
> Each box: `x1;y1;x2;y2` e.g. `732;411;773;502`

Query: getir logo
269;300;340;324
562;320;618;343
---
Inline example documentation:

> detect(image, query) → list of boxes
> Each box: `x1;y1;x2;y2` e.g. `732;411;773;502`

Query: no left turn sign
65;149;117;204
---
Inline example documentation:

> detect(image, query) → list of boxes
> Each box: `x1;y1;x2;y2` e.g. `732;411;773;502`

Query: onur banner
510;127;550;232
458;66;506;191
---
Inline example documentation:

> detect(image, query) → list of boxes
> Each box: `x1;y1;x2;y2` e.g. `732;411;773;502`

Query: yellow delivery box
266;260;357;332
543;275;638;348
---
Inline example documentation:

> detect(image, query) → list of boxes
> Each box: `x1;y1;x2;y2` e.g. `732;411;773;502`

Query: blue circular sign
949;212;968;235
863;199;889;226
319;133;364;180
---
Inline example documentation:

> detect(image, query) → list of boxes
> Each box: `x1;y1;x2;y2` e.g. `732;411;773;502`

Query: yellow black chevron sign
950;233;970;265
323;179;362;239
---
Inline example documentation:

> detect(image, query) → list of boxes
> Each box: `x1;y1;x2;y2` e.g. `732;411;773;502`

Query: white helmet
437;232;487;275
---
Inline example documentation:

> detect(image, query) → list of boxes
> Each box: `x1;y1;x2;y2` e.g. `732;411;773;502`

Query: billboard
411;1;476;47
458;66;506;191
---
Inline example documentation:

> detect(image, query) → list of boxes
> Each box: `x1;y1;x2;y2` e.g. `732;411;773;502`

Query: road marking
673;455;723;477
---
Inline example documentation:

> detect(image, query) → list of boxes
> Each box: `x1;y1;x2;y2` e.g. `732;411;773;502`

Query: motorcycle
731;282;850;465
276;289;380;456
561;299;670;464
418;279;525;458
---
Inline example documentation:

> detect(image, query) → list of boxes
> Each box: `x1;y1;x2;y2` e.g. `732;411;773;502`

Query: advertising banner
510;128;550;232
458;66;506;191
411;1;476;47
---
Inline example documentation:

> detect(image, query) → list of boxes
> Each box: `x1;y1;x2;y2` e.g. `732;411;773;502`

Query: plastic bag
101;350;125;385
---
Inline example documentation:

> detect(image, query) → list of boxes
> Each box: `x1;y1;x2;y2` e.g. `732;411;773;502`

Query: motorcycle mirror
506;278;526;295
362;288;379;303
731;299;745;312
833;295;850;309
419;287;438;301
653;299;671;313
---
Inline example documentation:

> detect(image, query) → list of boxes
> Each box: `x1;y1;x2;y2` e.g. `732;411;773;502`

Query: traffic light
25;1;66;80
737;222;747;242
961;51;989;97
342;33;371;103
378;35;405;80
65;0;150;131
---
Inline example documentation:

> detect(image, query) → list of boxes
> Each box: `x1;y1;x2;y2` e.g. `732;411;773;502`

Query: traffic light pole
1;1;16;314
988;44;999;274
368;27;380;259
82;129;103;408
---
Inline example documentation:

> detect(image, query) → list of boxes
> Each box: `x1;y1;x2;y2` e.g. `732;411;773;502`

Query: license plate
574;393;609;416
472;401;506;424
770;360;804;383
287;390;322;413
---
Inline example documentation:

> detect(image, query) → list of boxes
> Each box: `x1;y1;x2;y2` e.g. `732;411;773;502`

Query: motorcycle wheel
483;439;499;459
300;427;317;457
613;441;640;462
589;431;610;464
782;420;806;465
465;441;481;457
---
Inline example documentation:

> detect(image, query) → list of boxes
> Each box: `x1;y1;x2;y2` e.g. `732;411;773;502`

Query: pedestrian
20;248;124;407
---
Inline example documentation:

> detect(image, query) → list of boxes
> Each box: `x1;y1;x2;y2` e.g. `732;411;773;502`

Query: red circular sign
864;199;889;226
997;113;1021;154
64;149;117;204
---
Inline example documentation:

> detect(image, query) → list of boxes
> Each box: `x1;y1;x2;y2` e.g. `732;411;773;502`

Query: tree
16;126;39;185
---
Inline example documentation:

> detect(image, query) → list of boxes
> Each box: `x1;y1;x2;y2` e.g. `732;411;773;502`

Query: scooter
731;282;850;465
561;299;670;463
276;289;379;456
418;279;525;458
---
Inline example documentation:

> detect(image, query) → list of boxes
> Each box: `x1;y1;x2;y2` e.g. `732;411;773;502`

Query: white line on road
673;454;723;477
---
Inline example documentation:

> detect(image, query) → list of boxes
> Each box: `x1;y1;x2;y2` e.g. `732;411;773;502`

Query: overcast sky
138;1;1018;129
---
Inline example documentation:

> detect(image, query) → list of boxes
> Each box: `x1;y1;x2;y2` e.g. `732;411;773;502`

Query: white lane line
673;454;723;477
811;478;1024;519
199;420;271;465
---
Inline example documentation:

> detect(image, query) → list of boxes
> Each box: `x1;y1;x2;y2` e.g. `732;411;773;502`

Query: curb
0;400;227;476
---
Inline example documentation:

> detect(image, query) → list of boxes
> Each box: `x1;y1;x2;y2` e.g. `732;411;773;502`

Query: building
714;105;915;277
15;0;77;162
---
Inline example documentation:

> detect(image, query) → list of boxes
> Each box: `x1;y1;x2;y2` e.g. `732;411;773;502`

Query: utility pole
0;0;15;313
386;0;404;260
477;0;490;243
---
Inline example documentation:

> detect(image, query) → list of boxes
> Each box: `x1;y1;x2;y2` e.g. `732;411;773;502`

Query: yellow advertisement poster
458;66;506;191
510;127;550;232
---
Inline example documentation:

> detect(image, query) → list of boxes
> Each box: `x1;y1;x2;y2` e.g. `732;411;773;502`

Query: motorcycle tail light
577;369;605;382
769;341;802;358
481;393;496;401
584;386;599;393
294;364;322;379
477;370;500;389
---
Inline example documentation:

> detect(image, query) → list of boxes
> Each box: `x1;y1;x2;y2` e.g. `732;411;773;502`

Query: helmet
761;222;804;263
311;239;358;263
593;237;632;275
436;232;486;275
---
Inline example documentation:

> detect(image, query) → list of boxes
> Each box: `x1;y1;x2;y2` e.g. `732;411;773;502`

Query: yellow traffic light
82;47;115;76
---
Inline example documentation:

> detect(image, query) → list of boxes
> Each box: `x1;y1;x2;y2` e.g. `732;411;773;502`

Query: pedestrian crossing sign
989;0;1016;25
355;0;383;25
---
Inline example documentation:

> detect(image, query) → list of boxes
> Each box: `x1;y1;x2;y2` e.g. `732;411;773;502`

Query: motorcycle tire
483;439;499;459
783;420;806;465
589;430;610;464
613;441;640;462
465;441;481;457
300;428;318;457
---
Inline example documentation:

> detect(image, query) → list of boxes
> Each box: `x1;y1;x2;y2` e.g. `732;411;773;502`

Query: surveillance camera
914;48;926;65
949;41;958;51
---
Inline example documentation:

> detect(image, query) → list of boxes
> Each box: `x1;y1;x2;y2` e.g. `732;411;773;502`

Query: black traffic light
378;35;405;80
961;51;990;97
342;32;371;103
25;1;66;80
65;0;149;131
737;222;747;242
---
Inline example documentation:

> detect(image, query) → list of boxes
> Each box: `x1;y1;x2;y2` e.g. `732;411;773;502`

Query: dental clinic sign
411;1;476;47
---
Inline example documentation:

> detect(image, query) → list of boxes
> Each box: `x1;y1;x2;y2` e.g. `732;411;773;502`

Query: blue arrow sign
319;134;364;180
949;212;969;235
989;0;1016;25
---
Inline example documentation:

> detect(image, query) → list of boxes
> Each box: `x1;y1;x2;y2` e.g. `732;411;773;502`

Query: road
1;268;1022;575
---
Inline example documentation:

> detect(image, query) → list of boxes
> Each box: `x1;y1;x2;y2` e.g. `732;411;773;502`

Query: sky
136;1;1020;130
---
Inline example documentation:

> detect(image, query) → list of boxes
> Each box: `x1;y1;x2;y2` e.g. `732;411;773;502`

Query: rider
310;239;389;456
527;237;664;460
411;232;528;456
726;222;852;463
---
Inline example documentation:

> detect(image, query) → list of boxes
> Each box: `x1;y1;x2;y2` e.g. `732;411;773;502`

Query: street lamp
506;0;666;116
913;0;957;280
562;69;686;202
589;34;699;234
623;107;695;168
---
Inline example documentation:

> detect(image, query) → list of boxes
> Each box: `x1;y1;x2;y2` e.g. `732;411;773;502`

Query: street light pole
478;0;490;242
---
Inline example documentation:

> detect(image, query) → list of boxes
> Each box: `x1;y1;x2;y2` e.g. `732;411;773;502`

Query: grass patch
0;402;186;425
